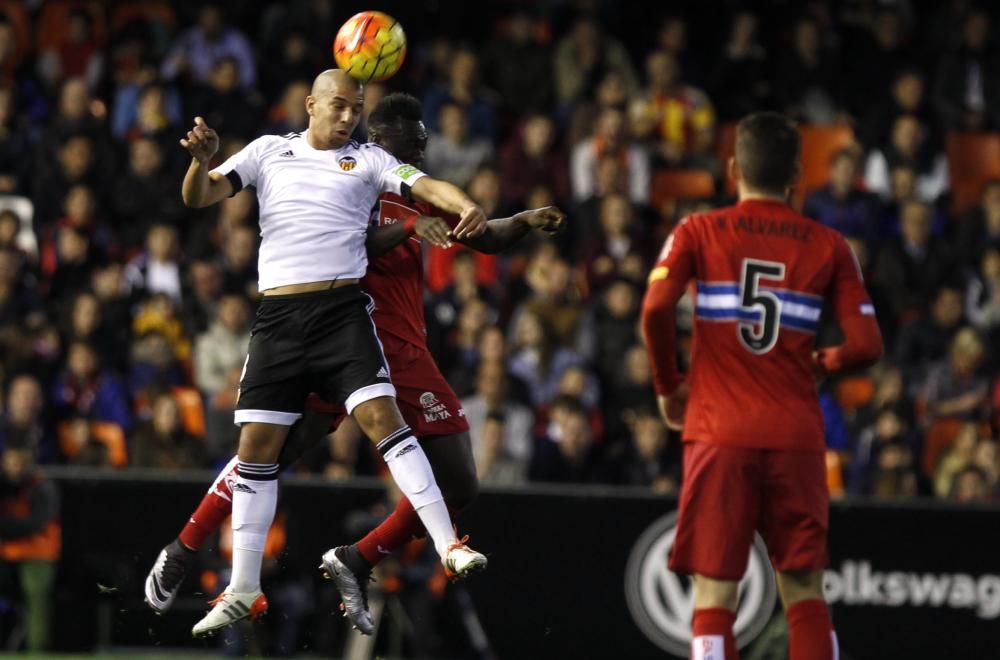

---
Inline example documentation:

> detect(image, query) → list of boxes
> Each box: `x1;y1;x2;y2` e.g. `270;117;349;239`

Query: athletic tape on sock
692;635;726;660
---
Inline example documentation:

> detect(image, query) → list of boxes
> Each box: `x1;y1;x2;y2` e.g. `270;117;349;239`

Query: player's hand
414;215;453;248
519;206;567;235
657;383;689;432
812;347;842;379
452;204;487;240
180;116;220;164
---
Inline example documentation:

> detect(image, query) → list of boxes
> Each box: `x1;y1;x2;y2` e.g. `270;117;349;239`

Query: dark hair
368;93;423;131
735;112;800;194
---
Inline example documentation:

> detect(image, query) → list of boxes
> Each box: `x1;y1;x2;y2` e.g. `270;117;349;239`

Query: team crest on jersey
339;156;357;171
420;392;452;422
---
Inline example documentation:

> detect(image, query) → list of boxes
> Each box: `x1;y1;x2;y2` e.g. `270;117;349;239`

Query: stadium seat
649;169;716;210
921;418;966;477
946;132;1000;215
825;450;845;498
58;420;128;468
171;386;206;437
835;376;876;413
792;124;857;208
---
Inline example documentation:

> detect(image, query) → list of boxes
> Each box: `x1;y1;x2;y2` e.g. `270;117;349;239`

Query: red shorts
305;343;469;439
668;442;829;581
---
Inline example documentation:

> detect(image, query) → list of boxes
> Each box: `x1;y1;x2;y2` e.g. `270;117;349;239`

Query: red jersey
641;198;882;451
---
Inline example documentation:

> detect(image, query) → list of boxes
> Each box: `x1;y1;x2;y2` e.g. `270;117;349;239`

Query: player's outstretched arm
366;215;454;258
180;117;233;208
409;176;487;240
457;206;567;254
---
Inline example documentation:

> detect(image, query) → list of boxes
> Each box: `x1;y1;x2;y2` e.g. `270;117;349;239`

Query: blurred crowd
0;0;995;510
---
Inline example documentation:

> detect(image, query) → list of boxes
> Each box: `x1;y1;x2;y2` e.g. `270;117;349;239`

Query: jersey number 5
738;259;786;355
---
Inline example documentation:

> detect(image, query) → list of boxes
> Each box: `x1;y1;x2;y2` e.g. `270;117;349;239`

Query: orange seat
946;132;1000;215
835;376;876;413
171;386;206;438
920;418;965;477
792;124;857;209
825;450;845;498
58;420;128;468
649;169;716;210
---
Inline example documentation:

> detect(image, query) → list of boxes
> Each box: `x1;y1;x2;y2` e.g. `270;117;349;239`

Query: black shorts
234;285;394;426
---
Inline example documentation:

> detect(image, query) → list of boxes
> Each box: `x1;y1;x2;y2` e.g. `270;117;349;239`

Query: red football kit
306;192;469;438
641;198;882;579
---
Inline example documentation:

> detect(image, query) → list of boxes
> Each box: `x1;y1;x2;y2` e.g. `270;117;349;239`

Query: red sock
787;599;837;660
691;608;738;660
178;462;237;551
355;497;461;566
356;497;425;566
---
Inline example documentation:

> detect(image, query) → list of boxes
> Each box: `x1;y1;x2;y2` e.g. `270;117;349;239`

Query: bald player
178;70;489;636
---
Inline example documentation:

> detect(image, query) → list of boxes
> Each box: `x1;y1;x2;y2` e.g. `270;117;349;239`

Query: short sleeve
829;236;876;321
210;137;267;194
366;144;427;197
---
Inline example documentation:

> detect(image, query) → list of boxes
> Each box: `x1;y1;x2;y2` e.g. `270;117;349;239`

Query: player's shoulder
357;141;401;163
247;132;301;154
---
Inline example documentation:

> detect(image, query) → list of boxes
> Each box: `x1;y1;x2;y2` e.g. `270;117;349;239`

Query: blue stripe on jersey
697;281;822;308
695;305;819;333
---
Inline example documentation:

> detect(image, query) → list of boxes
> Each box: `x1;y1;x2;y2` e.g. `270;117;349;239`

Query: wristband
403;215;417;236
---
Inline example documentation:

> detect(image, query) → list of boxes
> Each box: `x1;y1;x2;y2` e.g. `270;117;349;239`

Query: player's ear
727;156;739;187
305;95;315;117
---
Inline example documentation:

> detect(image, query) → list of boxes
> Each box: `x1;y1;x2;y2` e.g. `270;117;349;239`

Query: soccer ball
333;11;407;83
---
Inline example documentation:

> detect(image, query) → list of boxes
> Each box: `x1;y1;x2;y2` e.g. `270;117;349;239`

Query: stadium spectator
0;436;59;652
775;16;841;124
193;293;249;399
34;135;100;226
36;8;104;92
187;56;263;141
218;223;257;298
45;225;97;305
864;115;949;204
0;375;48;460
160;4;255;89
112;137;185;248
88;262;131;346
482;9;553;116
844;8;915;116
0;86;32;195
866;439;920;500
639;50;717;173
581;194;647;294
423;101;493;189
803;148;880;248
554;17;638;109
499;113;570;208
258;32;318;106
709;11;771;121
124;224;183;303
895;285;965;374
577;278;641;385
110;58;183;142
571;106;650;205
618;410;676;493
513;252;583;347
50;340;131;432
131;393;205;469
422;48;497;141
948;464;993;503
508;309;583;408
263;80;310;136
61;292;118;374
923;327;990;424
180;258;222;335
462;360;533;485
0;248;40;328
847;404;918;496
860;69;940;151
956;179;1000;268
966;247;1000;336
933;9;1000;131
528;396;610;484
874;201;956;325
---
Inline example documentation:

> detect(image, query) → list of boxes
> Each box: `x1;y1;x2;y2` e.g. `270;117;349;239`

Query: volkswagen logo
625;512;778;656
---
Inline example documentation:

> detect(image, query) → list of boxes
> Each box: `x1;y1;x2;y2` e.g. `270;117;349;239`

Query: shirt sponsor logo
419;391;452;423
339;156;357;171
625;512;776;655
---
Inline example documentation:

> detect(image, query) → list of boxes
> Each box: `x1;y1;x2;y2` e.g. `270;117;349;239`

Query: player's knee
692;574;740;611
442;472;478;512
776;569;825;607
238;423;288;463
352;397;405;440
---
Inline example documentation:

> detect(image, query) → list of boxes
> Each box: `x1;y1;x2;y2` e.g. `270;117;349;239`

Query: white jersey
211;129;427;291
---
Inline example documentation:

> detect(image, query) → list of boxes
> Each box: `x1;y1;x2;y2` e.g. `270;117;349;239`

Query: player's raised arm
180;117;233;208
456;206;567;254
814;237;884;374
640;219;697;428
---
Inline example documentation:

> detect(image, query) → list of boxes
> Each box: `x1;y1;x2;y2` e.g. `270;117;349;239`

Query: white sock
379;427;455;558
229;462;278;593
